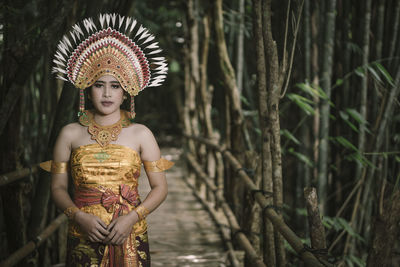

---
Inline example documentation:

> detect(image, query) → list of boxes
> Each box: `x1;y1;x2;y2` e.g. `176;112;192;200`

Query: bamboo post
0;214;67;267
304;187;327;261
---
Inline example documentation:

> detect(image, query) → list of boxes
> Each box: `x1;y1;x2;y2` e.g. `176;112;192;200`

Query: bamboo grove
0;0;399;266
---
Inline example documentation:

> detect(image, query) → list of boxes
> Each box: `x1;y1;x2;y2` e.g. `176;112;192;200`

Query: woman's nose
103;85;111;97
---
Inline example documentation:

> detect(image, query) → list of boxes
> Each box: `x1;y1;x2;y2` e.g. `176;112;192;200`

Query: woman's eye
112;84;121;89
94;83;103;88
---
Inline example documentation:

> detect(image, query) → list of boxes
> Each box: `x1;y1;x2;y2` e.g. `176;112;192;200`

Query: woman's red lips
101;101;113;107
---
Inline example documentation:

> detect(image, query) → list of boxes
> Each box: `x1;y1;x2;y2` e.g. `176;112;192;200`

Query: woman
42;14;172;266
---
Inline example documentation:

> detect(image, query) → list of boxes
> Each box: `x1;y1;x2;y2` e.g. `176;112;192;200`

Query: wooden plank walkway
138;147;228;267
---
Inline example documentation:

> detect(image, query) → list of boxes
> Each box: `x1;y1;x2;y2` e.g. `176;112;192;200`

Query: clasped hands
74;211;139;245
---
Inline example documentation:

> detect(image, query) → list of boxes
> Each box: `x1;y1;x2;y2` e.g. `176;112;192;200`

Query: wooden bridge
141;147;228;266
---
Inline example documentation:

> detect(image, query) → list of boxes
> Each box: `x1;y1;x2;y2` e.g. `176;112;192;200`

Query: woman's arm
51;124;109;242
104;125;168;245
136;125;168;212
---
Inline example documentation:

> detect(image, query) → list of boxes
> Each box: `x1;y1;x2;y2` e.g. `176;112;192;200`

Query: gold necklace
79;110;132;147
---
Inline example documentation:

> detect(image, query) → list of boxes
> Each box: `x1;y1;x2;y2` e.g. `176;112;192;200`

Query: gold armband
64;206;80;220
135;205;150;221
143;158;174;173
39;160;69;174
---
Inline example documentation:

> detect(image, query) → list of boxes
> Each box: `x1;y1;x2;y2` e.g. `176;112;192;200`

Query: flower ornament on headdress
52;13;168;119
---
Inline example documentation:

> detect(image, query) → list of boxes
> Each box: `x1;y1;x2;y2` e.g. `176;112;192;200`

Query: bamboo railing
0;165;39;186
183;134;327;267
185;153;264;267
0;165;67;267
0;214;67;267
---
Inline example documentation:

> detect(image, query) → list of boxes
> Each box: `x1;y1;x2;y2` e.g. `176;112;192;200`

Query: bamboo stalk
0;214;67;267
183;134;327;267
317;0;337;214
0;165;38;186
252;0;276;264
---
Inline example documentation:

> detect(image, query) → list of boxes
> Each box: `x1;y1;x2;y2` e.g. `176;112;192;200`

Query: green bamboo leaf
288;93;315;115
295;83;330;101
292;93;314;104
281;129;301;145
337;218;365;243
373;62;394;86
288;147;314;167
340;111;349;120
322;216;334;229
331;218;342;231
335;136;358;152
353;153;376;169
344;118;358;131
296;83;315;97
316;86;329;100
355;66;366;77
367;65;383;84
345;108;369;125
340;111;359;133
337;217;355;234
295;208;308;216
240;95;251;107
335;78;343;86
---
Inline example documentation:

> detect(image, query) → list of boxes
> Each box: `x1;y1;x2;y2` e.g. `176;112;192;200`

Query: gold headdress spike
52;13;168;119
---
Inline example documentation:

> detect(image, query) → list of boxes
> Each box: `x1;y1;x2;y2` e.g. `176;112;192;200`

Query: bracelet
135;205;150;221
64;206;80;220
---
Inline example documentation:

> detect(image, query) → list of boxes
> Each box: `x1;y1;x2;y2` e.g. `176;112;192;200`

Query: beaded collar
79;110;132;147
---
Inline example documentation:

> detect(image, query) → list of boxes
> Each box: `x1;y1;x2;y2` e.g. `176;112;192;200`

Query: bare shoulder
128;123;155;140
128;123;160;160
53;123;84;161
57;122;83;144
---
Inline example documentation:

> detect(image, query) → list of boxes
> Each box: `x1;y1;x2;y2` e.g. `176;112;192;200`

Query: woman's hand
103;211;139;246
74;211;109;243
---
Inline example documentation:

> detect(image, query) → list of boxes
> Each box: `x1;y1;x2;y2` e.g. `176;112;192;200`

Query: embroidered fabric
69;143;148;266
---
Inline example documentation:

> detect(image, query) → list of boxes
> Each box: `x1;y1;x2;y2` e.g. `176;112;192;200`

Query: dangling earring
130;96;136;120
78;88;85;117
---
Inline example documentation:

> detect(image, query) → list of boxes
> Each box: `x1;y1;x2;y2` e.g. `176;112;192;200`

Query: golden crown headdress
52;13;168;119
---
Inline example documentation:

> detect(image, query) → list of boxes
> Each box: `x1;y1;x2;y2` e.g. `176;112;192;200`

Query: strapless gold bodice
69;143;147;237
71;143;141;190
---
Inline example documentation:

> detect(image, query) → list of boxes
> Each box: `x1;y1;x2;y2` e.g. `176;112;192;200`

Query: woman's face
90;75;124;115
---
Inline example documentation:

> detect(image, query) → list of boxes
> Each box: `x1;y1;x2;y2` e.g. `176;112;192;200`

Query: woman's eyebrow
95;80;120;84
